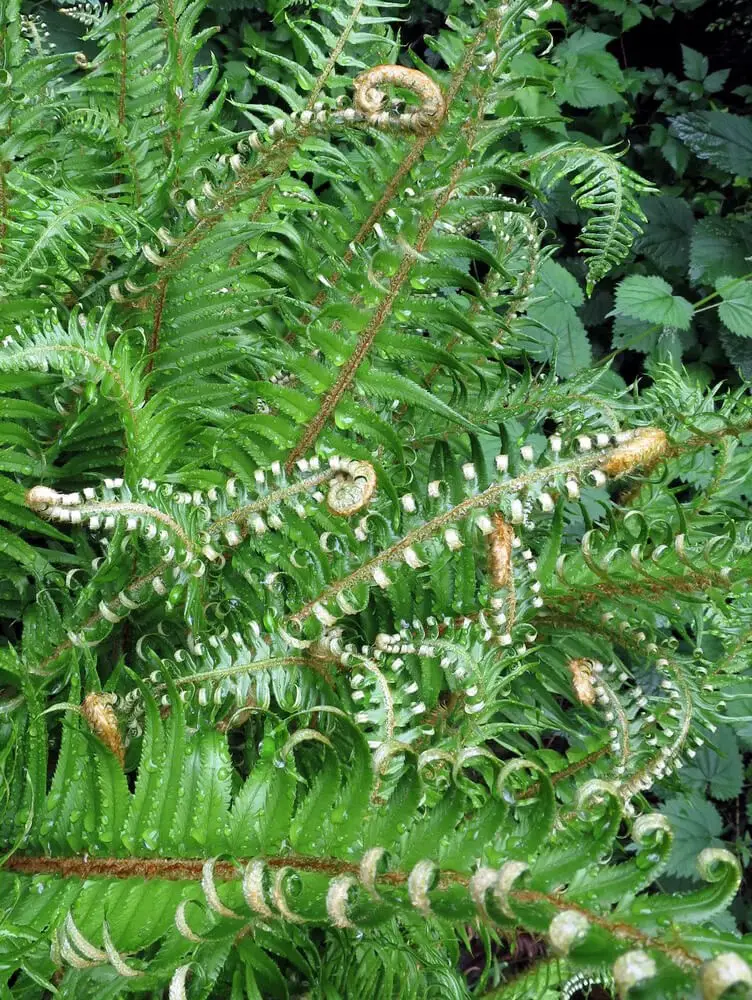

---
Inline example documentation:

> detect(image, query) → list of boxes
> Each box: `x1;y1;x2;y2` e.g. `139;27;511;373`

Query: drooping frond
519;143;657;293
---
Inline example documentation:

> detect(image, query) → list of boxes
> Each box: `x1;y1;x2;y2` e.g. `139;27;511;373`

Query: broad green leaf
716;277;752;338
88;737;130;851
519;301;592;378
703;69;730;93
670;111;752;177
122;688;165;854
612;314;695;360
681;727;743;801
103;881;186;952
636;196;695;272
176;729;232;853
721;330;752;380
660;795;724;878
690;217;752;283
681;45;708;82
237;938;288;1000
147;689;187;854
401;786;466;870
556;67;622;107
614;274;693;331
553;29;625;107
536;259;584;307
0;525;51;577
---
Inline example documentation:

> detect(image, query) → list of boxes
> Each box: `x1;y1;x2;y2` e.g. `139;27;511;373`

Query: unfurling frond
520;144;657;294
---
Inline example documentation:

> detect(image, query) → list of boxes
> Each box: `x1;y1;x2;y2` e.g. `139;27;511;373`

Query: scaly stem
34;564;166;673
1;855;702;970
288;444;637;624
6;344;138;441
283;9;509;463
150;656;310;692
145;278;168;381
304;0;366;109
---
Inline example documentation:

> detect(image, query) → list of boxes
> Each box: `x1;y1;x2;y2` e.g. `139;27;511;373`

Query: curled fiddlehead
353;65;446;132
326;458;377;516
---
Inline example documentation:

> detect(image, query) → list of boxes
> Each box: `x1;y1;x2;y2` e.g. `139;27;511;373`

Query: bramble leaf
670;111;752;177
681;728;743;802
660;796;724;878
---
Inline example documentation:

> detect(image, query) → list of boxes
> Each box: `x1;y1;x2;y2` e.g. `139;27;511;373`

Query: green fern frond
520;143;657;294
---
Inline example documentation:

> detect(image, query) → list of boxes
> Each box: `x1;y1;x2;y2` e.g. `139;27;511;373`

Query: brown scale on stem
288;6;505;333
488;514;514;589
81;693;124;766
488;513;517;625
598;428;668;478
284;14;506;469
567;657;596;707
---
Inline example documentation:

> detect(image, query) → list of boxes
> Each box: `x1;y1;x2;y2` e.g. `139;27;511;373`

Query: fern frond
519;143;657;294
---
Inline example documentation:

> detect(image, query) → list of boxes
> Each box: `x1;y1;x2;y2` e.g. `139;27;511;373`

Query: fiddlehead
353;66;446;132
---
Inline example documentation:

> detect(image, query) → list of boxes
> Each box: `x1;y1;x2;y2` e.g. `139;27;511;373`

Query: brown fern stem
284;12;506;468
229;159;290;266
516;746;610;800
546;568;725;610
1;855;702;968
514;891;700;971
145;278;168;380
229;0;376;272
280;136;432;341
287;447;628;624
117;11;128;127
159;0;184;145
0;161;8;252
305;0;366;109
284;152;471;470
1;853;460;888
230;0;368;267
157;137;300;279
311;137;433;309
305;5;505;318
34;564;165;674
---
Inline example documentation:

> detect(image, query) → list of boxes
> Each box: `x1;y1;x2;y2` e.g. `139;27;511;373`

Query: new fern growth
1;0;751;997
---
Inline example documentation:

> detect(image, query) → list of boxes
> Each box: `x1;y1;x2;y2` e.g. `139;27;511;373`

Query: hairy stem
1;856;702;969
289;443;636;623
34;564;166;673
305;0;366;109
284;11;508;465
145;279;168;380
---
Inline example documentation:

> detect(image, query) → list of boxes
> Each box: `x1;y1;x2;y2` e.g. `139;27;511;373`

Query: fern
1;0;751;997
519;144;657;294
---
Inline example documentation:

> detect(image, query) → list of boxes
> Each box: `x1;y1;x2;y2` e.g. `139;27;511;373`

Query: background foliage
202;0;752;381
